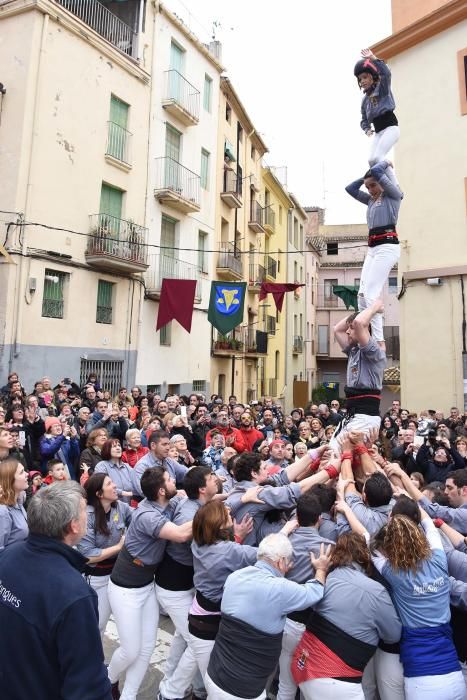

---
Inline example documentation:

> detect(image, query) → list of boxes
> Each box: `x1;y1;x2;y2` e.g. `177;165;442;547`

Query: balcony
263;208;275;235
220;169;242;208
86;214;148;273
162;70;200;126
145;254;201;302
154;158;201;214
105;121;132;168
318;293;340;309
212;326;268;357
55;0;138;58
264;255;277;281
266;315;276;336
248;201;265;233
293;336;304;354
216;242;243;281
248;262;265;291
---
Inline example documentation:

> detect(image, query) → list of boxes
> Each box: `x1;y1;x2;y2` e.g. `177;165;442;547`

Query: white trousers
359;242;401;341
88;574;111;636
300;677;364;699
369;125;400;186
187;633;215;683
329;414;381;456
156;585;205;699
107;580;159;700
362;650;405;700
404;670;467;700
205;672;266;699
277;618;304;700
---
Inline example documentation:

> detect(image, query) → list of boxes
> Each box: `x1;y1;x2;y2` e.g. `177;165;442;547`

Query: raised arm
352;299;384;347
369;161;402;201
345;177;371;205
333;314;352;351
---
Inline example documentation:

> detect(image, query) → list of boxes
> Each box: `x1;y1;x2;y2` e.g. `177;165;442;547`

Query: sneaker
110;681;120;700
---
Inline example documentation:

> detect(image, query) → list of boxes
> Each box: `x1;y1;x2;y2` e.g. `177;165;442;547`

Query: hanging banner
332;285;359;311
259;282;305;312
208;281;246;335
156;279;197;333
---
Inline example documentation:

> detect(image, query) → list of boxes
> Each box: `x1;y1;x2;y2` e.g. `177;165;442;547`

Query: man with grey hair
205;532;332;699
0;481;111;700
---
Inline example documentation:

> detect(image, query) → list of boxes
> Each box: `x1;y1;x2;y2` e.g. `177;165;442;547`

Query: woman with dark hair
78;473;132;636
292;532;401;699
94;439;137;505
0;458;28;551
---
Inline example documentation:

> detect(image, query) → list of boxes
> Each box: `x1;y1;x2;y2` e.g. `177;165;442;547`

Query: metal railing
248;262;265;286
96;305;112;324
88;214;148;266
164;70;200;121
154;157;201;208
265;255;277;279
42;299;64;319
145;254;201;298
106;121;132;165
55;0;137;57
264;207;275;231
317;292;341;308
223;169;242;197
217;242;243;276
293;335;304;353
212;326;267;354
249;201;263;226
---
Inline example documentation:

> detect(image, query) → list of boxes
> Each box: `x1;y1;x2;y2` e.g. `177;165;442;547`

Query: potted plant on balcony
215;335;230;350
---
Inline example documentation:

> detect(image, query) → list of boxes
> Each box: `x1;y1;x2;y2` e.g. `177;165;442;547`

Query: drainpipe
11;12;49;365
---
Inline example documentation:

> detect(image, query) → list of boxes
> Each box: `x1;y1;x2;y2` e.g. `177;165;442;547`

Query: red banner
156;279;197;333
259;282;305;312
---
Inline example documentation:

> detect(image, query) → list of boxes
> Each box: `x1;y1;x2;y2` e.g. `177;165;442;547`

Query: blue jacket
0;534;111;700
39;434;80;478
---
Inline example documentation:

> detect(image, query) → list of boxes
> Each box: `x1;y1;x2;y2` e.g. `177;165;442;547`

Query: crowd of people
0;361;467;700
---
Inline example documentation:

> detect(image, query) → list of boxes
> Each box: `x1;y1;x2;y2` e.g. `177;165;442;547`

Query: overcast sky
166;0;392;224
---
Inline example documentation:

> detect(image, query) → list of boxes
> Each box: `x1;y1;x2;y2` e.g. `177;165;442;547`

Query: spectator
43;459;68;485
39;417;80;480
416;440;464;484
169;434;195;468
205;410;245;452
79;428;109;482
0;458;29;551
0;480;111;700
94;439;137;505
122;428;148;468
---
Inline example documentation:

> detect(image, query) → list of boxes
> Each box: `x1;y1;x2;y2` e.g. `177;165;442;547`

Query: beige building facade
372;0;467;412
0;0;154;391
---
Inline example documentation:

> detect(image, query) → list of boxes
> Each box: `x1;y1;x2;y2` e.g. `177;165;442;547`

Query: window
326;242;338;255
160;322;172;346
293;218;298;248
324;279;338;305
203;74;212;112
100;183;123;226
457;48;467;115
225;102;232;123
200;149;210;190
42;269;67;319
299;224;303;249
170;41;185;71
300;266;303;283
294;261;298;283
251;145;256;160
388;276;398;294
80;359;123;397
165;124;182;162
238;123;243;142
161;215;177;260
198;231;208;273
96;280;113;324
318;326;329;354
354;277;361;288
279;206;283;225
192;380;206;393
385;326;400;360
107;95;130;163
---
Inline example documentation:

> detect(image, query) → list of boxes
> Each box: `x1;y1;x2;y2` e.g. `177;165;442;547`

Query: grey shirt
286;527;335;584
318;513;338;543
344;337;386;391
166;497;202;567
94;460;137;504
345;161;403;230
77;501;132;563
124;497;177;566
316;565;401;645
133;452;188;497
192;539;258;601
0;501;28;552
226;479;302;546
337;493;393;536
419;497;467;535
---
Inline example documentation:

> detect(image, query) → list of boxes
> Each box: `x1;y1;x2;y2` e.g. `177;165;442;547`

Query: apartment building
135;5;223;397
309;217;400;410
284;194;308;410
372;0;467;412
0;0;154;392
304;207;322;398
210;77;269;403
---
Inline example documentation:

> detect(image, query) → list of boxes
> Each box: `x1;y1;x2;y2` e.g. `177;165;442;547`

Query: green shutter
200;149;209;190
110;95;128;128
108;96;129;162
203;75;212;111
198;231;207;272
99;184;123;233
170;42;184;72
96;280;113;324
42;269;65;318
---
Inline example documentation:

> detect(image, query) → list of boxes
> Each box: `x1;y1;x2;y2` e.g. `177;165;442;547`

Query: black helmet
354;58;379;80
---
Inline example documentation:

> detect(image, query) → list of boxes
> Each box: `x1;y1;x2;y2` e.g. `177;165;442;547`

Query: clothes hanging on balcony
256;331;268;354
259;283;305;312
156;279;197;333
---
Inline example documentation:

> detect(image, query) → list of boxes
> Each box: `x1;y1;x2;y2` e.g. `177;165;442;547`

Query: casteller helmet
354;58;379;80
